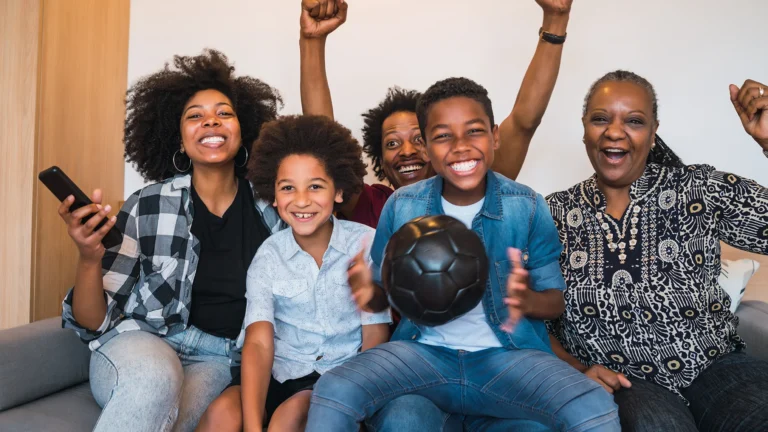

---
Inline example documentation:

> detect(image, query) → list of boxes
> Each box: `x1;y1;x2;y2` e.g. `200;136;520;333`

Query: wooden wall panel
32;0;130;321
0;0;42;329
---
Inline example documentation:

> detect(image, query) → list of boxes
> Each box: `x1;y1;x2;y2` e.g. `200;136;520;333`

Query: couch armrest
0;317;90;411
736;300;768;362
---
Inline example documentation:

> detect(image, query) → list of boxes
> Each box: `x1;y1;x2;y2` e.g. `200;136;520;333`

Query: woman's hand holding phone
57;188;117;263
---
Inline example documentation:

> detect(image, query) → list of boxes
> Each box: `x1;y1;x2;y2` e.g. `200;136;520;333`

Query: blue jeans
614;352;768;431
90;326;234;432
307;341;620;431
366;395;454;432
367;396;550;432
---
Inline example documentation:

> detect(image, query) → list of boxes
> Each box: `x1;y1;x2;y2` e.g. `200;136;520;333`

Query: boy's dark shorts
228;366;321;422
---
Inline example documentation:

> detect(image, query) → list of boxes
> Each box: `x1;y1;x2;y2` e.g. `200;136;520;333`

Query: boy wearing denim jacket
306;78;621;431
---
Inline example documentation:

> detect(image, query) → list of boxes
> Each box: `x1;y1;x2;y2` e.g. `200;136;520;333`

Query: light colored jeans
90;327;234;432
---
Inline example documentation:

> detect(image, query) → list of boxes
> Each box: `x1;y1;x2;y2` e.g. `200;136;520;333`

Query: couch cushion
0;317;90;411
736;300;768;362
0;382;100;432
720;259;761;313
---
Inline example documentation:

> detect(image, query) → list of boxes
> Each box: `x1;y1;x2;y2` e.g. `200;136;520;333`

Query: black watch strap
539;27;566;45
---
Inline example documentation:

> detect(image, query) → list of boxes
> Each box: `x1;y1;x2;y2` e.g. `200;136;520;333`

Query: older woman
58;49;282;432
547;71;768;431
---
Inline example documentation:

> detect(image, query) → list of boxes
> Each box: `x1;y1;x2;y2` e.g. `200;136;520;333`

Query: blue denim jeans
367;396;552;432
366;395;453;432
90;326;234;432
614;352;768;431
307;341;620;431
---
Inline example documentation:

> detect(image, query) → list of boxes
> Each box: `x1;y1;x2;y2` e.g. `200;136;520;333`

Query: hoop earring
235;145;249;168
173;149;192;172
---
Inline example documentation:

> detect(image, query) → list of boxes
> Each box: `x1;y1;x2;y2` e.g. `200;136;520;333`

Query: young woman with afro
57;49;283;432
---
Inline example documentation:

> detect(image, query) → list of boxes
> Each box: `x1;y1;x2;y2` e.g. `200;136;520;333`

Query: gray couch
2;301;768;431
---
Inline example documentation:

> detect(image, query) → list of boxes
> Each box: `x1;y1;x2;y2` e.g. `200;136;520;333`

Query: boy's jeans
307;341;620;432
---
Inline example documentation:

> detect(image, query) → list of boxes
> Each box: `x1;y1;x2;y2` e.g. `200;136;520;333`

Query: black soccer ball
381;215;489;326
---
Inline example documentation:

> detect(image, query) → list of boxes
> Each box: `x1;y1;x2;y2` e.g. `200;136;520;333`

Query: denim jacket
371;171;566;354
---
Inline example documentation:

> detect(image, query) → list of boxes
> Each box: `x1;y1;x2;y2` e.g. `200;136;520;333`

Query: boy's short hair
415;77;495;140
247;115;367;204
361;87;422;181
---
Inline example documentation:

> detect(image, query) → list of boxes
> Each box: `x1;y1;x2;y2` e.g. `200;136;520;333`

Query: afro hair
124;49;282;182
415;77;494;140
247;115;367;205
361;87;421;181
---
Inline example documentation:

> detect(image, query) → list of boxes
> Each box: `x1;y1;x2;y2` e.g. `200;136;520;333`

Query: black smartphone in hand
38;166;123;249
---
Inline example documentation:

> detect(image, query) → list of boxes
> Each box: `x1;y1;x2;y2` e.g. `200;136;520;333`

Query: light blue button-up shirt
243;217;391;382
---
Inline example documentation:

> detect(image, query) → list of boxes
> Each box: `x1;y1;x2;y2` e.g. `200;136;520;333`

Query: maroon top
338;183;394;228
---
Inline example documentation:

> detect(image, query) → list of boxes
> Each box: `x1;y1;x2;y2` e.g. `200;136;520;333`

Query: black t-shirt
188;177;269;339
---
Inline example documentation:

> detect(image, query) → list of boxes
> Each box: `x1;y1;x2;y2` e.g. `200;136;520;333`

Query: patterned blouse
546;163;768;399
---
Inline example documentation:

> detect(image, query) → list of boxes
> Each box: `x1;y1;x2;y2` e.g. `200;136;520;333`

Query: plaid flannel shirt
62;174;285;351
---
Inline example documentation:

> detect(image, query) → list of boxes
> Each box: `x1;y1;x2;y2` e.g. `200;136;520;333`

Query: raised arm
707;79;768;255
730;79;768;152
493;0;572;180
299;0;348;118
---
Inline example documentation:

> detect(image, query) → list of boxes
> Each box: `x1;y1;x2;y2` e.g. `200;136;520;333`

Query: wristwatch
539;27;567;45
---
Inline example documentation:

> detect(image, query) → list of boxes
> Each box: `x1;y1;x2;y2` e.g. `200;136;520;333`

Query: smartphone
38;166;123;249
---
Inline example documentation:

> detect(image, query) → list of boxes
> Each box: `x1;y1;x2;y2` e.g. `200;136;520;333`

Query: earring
173;149;192;172
235;145;249;168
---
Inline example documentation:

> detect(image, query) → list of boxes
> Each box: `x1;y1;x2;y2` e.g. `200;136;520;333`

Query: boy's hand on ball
348;243;375;313
501;248;532;333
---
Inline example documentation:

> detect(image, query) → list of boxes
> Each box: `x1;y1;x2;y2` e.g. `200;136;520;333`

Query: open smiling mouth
449;160;478;173
291;212;317;221
200;135;226;148
397;163;426;175
602;148;628;162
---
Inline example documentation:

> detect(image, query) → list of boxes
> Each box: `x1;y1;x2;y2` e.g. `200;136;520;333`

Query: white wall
126;0;768;198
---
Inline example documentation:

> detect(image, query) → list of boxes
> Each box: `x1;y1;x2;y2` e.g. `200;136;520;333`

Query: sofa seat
0;382;99;432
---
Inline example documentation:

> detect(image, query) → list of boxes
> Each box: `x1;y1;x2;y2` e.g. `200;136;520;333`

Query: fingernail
104;205;112;212
96;204;102;209
111;216;117;222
